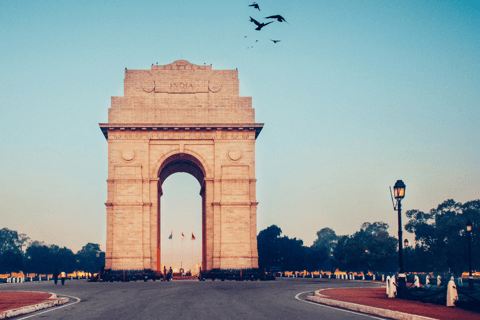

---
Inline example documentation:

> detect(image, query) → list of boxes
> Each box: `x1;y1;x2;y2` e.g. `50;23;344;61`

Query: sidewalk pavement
307;287;479;320
0;291;69;319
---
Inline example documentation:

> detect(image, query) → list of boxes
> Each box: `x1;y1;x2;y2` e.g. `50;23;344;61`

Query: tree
312;227;337;271
25;241;51;274
276;236;306;271
77;243;104;273
49;245;77;273
0;250;24;273
333;222;397;272
0;228;28;254
405;199;480;274
257;225;283;271
257;225;309;271
313;228;338;249
0;228;26;273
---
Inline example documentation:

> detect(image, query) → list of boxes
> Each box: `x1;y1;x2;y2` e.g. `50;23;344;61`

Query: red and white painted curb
0;293;69;319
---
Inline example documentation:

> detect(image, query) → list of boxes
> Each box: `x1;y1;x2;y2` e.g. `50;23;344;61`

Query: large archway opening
157;153;206;273
160;173;202;273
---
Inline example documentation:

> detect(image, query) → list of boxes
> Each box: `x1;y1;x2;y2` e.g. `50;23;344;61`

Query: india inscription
100;60;263;272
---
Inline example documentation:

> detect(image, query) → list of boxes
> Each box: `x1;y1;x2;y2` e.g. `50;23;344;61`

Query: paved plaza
1;278;384;320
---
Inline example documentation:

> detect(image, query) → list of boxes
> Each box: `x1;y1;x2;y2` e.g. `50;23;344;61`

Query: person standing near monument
60;271;66;285
53;269;59;285
167;267;173;281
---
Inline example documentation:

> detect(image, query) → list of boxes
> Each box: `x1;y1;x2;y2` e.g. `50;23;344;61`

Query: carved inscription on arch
141;80;223;94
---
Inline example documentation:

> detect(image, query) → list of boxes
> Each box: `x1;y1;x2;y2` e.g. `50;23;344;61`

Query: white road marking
295;291;387;320
16;294;81;319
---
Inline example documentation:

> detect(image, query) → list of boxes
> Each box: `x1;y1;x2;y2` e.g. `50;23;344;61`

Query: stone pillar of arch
100;60;263;271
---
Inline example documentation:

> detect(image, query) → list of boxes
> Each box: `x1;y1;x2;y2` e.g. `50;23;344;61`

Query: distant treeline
257;199;480;274
0;229;104;274
2;199;477;275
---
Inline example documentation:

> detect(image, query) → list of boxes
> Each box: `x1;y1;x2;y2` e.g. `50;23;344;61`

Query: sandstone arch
100;60;263;271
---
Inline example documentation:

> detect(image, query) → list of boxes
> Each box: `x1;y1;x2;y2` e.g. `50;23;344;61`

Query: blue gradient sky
1;0;479;270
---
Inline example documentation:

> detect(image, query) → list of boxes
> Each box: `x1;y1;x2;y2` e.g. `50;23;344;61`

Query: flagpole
191;234;193;274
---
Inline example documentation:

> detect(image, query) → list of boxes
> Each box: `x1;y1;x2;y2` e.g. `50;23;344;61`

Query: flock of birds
245;2;288;49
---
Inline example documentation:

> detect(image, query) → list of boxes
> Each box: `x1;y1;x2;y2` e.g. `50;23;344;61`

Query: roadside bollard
414;275;420;288
447;277;458;307
388;277;397;298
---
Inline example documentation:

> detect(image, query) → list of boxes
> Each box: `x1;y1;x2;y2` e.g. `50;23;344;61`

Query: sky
1;0;479;271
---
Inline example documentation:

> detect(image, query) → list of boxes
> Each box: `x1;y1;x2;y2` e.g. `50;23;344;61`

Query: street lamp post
393;180;406;295
404;239;409;274
466;219;474;290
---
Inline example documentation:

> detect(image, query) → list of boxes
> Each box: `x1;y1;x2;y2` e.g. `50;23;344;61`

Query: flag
182;232;185;238
191;233;195;240
168;231;172;239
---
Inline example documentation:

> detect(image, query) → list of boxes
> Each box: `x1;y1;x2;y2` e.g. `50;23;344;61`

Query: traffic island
306;287;480;320
0;291;69;319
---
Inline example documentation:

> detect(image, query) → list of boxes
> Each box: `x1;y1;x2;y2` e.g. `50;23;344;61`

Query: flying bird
249;2;260;11
265;15;288;23
249;16;273;31
269;39;281;43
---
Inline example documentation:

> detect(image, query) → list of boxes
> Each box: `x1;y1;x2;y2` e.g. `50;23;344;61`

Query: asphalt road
1;278;387;320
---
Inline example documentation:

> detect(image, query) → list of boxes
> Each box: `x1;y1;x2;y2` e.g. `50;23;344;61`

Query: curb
306;289;438;320
0;293;69;319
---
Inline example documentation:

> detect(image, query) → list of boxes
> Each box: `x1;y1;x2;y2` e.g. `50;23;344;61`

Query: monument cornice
99;123;263;140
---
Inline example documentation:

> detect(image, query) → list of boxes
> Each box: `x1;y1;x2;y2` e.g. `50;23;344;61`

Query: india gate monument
99;60;263;272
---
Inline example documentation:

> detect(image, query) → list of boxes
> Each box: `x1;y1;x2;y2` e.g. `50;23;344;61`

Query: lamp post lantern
466;219;474;290
392;180;406;295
